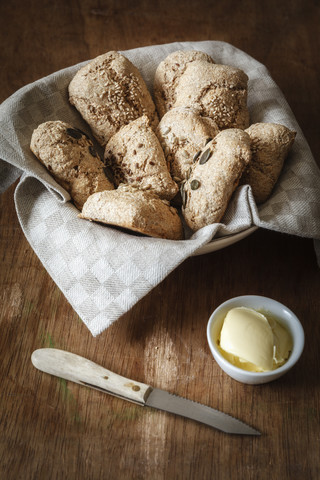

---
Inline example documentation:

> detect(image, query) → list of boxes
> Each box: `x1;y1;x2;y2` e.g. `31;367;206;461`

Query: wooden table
1;1;319;478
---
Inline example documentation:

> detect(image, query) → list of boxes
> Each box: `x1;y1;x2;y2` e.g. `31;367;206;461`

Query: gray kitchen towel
1;41;320;335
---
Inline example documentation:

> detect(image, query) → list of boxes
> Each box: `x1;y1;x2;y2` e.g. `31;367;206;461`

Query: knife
31;348;260;435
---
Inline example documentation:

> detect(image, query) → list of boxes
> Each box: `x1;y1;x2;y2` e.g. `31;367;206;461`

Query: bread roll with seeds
104;115;178;200
156;107;219;186
30;120;114;210
182;129;251;231
174;62;250;130
80;185;184;240
241;123;296;204
69;51;158;147
154;50;215;118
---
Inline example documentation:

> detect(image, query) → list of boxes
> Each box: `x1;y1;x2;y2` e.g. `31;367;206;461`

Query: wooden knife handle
31;348;151;405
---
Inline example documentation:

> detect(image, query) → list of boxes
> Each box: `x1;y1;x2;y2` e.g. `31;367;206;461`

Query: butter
218;307;292;372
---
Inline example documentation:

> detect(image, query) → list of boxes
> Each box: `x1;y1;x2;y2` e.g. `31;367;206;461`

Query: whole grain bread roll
69;51;158;147
241;123;296;204
104;115;178;200
182;129;252;231
80;185;184;240
156;107;219;186
173;61;250;130
154;50;215;118
30;120;114;210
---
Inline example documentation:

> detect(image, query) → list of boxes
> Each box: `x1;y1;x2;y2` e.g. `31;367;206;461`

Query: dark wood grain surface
1;1;319;479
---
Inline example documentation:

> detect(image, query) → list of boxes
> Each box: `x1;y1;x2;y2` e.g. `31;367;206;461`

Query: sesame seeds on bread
68;51;159;147
154;50;249;130
154;50;215;118
30;49;296;240
173;62;250;130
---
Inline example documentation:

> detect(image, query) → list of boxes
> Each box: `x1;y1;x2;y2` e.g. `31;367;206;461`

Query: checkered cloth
1;41;320;335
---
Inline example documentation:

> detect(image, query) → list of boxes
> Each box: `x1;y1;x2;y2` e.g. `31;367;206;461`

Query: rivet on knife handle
31;348;151;405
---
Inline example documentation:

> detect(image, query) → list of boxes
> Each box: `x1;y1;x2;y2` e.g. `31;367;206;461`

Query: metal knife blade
31;348;260;435
146;388;259;435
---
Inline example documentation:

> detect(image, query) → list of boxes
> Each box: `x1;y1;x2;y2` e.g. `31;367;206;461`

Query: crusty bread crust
104;115;178;200
173;62;249;130
242;123;296;204
80;185;184;240
30;120;114;210
154;50;215;118
69;51;158;147
31;50;296;237
156;107;219;186
182;129;252;231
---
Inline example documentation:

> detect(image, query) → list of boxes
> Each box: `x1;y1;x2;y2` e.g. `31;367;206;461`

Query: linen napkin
1;40;320;336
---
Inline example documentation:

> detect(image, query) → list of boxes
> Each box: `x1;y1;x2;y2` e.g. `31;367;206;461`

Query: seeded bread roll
80;185;184;240
241;123;296;204
30;120;114;210
154;50;215;118
174;62;250;130
104;115;178;200
156;107;219;186
69;51;158;147
182;129;251;231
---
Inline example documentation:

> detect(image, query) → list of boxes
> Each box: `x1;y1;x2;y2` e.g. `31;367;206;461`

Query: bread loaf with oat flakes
30;120;114;210
69;51;158;147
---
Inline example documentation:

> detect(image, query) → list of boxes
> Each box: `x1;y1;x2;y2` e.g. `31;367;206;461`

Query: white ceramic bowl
206;295;305;385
